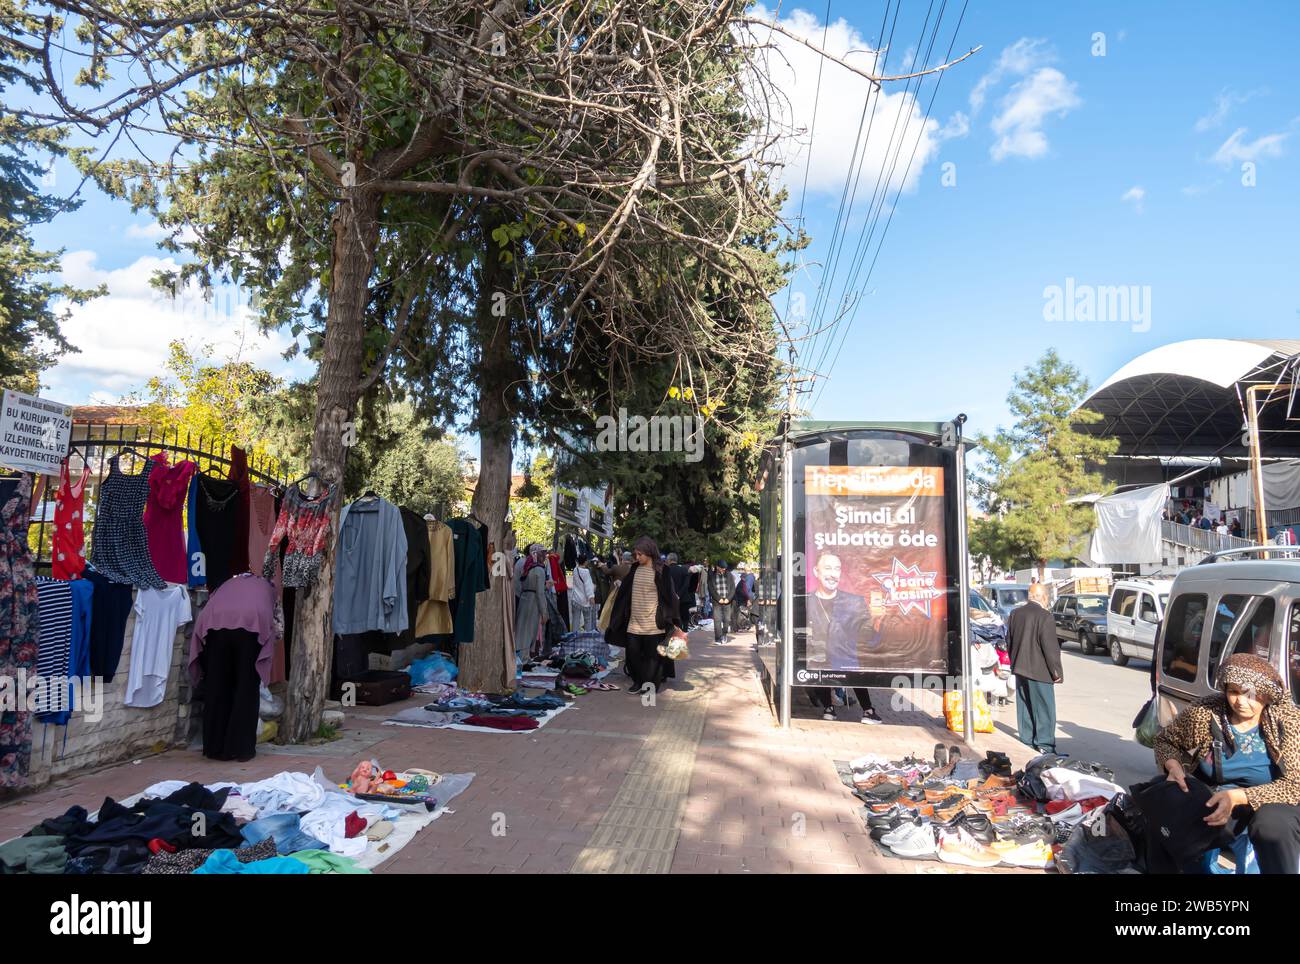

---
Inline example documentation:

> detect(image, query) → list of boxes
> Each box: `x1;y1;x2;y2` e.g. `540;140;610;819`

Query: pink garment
144;455;198;584
190;573;278;685
248;485;285;683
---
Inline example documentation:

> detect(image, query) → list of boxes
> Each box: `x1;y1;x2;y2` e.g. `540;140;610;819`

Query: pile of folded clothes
849;746;1055;870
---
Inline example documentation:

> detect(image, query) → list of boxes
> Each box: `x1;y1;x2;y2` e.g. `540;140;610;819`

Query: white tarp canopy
1088;483;1168;565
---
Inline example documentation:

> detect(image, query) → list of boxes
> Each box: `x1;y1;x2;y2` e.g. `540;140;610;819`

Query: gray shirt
333;496;409;635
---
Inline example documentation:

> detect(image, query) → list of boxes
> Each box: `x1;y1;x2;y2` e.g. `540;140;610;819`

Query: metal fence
1161;519;1254;554
27;421;293;574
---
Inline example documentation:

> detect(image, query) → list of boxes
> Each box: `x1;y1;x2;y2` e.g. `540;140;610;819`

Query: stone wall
24;602;193;791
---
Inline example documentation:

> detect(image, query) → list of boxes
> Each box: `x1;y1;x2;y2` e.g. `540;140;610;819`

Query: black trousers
556;590;570;632
808;687;876;714
625;633;673;689
201;628;263;762
714;603;733;640
678;598;693;629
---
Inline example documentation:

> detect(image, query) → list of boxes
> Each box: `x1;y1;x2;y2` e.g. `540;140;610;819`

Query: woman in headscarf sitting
1144;653;1300;873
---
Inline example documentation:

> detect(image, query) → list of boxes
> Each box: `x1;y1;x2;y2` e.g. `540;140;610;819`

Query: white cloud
44;251;308;404
989;67;1081;161
125;221;168;240
1194;88;1264;132
1210;127;1287;166
1121;185;1145;212
969;38;1051;113
747;5;952;197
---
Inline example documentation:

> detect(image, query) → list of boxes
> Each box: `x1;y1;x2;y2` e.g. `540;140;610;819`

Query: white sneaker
822;708;835;721
937;827;1002;868
885;821;938;858
860;712;882;725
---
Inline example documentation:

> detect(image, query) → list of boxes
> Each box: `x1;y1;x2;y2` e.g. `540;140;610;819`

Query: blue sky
29;1;1300;448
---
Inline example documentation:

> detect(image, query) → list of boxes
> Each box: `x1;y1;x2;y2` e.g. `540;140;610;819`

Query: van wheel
1109;636;1130;667
1080;630;1095;655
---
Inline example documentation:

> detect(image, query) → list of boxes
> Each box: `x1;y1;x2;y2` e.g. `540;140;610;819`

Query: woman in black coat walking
604;536;686;692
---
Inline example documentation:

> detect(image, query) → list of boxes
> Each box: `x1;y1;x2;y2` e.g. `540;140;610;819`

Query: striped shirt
35;577;73;714
628;564;661;635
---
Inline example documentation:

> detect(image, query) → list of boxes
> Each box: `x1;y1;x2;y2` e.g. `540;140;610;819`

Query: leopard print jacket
1153;694;1300;809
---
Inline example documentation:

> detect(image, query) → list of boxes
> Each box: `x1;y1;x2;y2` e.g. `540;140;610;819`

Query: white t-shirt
124;585;192;708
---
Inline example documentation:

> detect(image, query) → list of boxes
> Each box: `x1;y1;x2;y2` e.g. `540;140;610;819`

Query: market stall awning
1078;339;1300;458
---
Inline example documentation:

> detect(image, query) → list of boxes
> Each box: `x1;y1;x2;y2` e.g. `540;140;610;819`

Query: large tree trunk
459;229;516;694
281;190;381;743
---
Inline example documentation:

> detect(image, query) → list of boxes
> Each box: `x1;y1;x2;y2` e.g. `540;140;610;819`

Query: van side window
1207;595;1275;686
1140;594;1158;621
1288;602;1300;704
1113;589;1135;616
1162;594;1208;683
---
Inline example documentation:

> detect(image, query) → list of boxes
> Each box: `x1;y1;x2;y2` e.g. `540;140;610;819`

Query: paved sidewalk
0;627;1044;874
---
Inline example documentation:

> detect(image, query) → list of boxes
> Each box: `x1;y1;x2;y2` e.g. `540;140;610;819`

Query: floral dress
0;473;40;789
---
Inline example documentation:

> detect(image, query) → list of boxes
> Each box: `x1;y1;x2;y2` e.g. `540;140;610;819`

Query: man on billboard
809;552;882;670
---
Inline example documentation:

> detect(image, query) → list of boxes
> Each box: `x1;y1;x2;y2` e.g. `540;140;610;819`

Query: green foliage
973;350;1119;573
0;1;103;391
342;403;466;515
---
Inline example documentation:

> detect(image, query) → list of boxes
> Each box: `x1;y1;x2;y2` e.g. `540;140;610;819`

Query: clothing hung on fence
448;518;487;644
51;459;89;581
189;572;278;687
192;473;241;592
123;584;192;708
83;566;133;680
90;456;166;589
0;473;40;789
248;485;285;683
333;495;408;636
33;576;93;723
265;481;334;588
186;475;205;589
143;455;197;585
227;445;252;576
414;519;454;637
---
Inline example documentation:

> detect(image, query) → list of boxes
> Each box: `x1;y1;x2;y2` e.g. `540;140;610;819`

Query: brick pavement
0;627;1045;874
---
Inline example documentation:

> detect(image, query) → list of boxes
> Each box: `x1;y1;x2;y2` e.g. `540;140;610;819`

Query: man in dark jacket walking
1006;582;1063;753
709;560;735;643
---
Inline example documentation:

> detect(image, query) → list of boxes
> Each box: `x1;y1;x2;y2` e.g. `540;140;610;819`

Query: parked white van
1153;548;1300;725
1107;578;1175;666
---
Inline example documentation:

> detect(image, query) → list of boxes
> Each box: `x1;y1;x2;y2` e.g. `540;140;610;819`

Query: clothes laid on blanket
194;847;310;874
142;837;277;874
123;585;192;708
460;714;540;731
143;455;198;585
239;812;329;855
51;459;88;581
64;783;243;864
33;575;93;723
90;456;165;589
0;834;68;874
297;793;386;858
386;706;472;728
190;573;278;686
334;495;408;635
239;770;327;817
265;481;334;588
1;474;40;790
287;849;371;874
83;566;133;680
447;518;487;643
414;519;454;636
193;472;241;591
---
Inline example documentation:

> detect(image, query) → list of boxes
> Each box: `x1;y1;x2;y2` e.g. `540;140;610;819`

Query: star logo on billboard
871;557;942;618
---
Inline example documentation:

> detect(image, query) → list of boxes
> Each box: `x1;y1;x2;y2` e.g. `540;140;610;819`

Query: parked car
1052;593;1108;654
1107;578;1174;666
985;582;1031;620
969;590;1004;628
1153;548;1300;726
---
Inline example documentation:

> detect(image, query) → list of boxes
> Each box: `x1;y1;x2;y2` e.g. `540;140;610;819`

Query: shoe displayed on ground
990;838;1055;869
934;743;949;767
850;753;891;772
948;745;962;763
973;773;1018;793
853;772;894;792
870;812;923;842
934;795;970;822
956;812;997;844
883;821;938;858
937;827;1002;868
896;796;936;818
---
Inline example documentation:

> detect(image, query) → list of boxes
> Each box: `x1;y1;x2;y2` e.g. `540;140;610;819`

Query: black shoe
948;744;962;763
957;812;997;844
934;743;948;767
627;683;643;693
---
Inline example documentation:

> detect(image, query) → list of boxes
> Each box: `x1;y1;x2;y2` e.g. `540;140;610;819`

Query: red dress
143;454;198;585
52;460;89;580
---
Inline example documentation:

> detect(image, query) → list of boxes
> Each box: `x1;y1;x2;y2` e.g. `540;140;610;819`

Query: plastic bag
259;683;283;719
1134;697;1161;749
597;587;618;632
407;651;459;685
658;635;689;660
943;689;993;733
